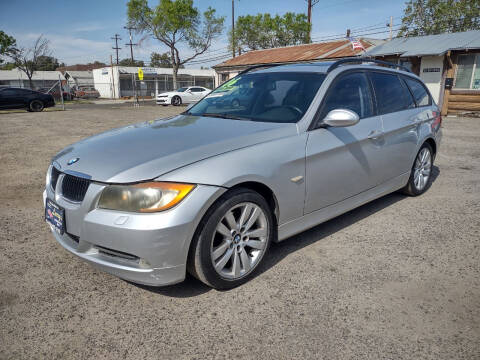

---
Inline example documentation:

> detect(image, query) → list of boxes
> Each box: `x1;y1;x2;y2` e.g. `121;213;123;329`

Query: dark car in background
0;87;55;112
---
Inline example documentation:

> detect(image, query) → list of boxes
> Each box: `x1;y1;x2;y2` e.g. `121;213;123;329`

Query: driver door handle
367;130;383;140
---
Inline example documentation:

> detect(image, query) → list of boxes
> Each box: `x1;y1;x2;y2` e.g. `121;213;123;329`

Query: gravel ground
0;105;479;360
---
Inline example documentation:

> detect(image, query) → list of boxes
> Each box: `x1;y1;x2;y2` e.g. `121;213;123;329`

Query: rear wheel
172;96;182;106
188;188;273;289
29;100;44;112
402;143;434;196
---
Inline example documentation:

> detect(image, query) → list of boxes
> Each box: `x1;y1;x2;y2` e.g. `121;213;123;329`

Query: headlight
98;182;195;213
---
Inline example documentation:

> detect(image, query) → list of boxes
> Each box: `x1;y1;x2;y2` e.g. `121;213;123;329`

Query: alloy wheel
210;202;269;280
413;147;432;191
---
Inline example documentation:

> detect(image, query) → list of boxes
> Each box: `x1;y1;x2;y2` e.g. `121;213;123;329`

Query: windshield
176;87;188;92
186;72;325;123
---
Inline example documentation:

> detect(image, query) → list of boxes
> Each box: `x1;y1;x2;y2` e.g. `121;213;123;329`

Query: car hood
52;115;297;183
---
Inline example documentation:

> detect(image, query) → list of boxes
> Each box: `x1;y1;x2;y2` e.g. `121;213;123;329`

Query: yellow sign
138;68;144;80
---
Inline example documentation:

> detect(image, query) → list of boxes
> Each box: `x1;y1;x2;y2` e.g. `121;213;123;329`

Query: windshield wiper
200;113;249;120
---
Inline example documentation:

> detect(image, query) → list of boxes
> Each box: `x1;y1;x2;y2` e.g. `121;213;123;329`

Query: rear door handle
367;130;383;139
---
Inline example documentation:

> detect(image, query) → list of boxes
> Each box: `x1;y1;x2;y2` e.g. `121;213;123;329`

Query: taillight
431;111;442;131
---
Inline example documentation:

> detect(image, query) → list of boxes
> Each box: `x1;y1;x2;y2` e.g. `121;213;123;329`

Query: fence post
58;74;65;111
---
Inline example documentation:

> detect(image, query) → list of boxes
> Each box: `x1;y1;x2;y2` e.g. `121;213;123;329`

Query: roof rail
327;57;411;73
239;62;291;75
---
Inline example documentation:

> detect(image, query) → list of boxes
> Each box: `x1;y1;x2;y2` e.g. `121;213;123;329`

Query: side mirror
322;109;360;127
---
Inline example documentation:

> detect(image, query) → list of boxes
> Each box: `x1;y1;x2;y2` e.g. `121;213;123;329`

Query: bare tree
10;35;52;89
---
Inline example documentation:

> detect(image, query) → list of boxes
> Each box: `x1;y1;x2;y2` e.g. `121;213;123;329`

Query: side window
2;89;18;96
370;72;413;114
403;77;431;106
191;87;204;92
319;72;374;120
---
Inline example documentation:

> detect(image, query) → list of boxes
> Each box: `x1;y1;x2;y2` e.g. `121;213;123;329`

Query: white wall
92;68;120;98
419;56;444;104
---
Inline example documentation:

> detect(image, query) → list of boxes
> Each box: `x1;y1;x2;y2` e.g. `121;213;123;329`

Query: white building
0;69;65;90
92;66;216;99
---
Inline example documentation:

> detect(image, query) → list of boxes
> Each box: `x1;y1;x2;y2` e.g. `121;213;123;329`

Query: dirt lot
0;104;479;360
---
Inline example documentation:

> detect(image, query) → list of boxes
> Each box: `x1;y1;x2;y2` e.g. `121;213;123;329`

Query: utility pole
232;0;235;58
124;26;137;64
124;26;139;106
388;16;393;40
306;0;319;42
110;55;116;99
111;34;121;65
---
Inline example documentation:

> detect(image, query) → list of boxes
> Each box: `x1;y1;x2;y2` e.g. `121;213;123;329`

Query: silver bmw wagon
44;59;442;289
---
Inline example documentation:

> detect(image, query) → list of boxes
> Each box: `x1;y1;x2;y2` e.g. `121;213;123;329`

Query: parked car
0;87;55;112
156;86;211;106
38;87;72;101
74;86;100;99
44;59;442;289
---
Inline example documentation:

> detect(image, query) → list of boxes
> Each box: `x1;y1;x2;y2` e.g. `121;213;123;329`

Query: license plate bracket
45;198;65;235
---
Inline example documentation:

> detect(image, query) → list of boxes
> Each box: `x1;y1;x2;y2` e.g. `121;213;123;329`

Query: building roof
0;69;65;81
213;39;379;69
65;70;93;78
366;30;480;57
92;66;215;77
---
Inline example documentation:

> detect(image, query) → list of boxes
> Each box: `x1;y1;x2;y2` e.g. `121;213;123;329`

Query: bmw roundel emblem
67;157;80;165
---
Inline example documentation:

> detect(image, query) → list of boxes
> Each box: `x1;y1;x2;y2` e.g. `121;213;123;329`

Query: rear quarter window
370;72;415;115
403;76;431;106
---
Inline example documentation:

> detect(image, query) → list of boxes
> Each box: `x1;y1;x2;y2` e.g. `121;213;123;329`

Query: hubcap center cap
233;234;241;244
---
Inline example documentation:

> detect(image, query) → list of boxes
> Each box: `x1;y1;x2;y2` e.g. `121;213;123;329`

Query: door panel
369;71;421;182
305;71;385;214
305;116;384;213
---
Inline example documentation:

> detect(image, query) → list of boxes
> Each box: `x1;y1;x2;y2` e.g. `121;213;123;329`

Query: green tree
36;55;60;71
231;13;311;52
127;0;224;88
0;30;17;64
0;62;16;70
399;0;480;36
150;52;185;68
118;58;145;66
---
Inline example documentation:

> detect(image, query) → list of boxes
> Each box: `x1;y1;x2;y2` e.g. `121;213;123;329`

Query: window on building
454;54;480;90
370;72;415;114
220;73;229;83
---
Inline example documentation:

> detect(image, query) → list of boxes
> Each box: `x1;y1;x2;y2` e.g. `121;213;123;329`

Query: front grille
61;174;90;202
50;167;60;190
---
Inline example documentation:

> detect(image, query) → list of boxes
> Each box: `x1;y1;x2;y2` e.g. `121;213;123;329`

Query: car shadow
134;166;440;297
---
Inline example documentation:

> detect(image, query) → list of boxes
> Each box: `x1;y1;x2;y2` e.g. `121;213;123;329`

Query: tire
171;96;182;106
402;142;434;196
29;100;44;112
188;188;274;289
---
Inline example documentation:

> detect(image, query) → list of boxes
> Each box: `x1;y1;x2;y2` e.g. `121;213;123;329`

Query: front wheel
171;96;182;106
402;143;434;196
188;188;273;289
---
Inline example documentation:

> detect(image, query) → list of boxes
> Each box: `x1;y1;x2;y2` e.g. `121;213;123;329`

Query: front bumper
156;97;170;104
44;182;225;286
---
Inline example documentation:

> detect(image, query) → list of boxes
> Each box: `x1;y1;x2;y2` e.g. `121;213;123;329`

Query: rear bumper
43;183;225;286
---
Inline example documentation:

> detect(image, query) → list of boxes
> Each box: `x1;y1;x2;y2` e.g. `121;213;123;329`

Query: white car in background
156;86;211;106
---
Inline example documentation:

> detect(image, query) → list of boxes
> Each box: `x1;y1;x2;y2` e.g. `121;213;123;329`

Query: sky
0;0;406;68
